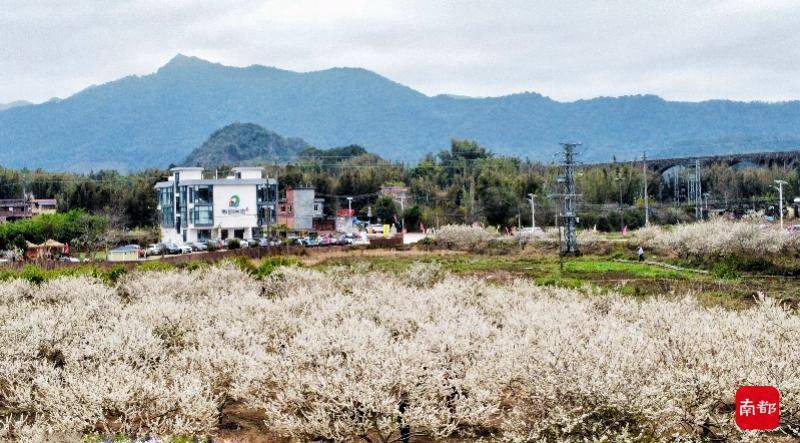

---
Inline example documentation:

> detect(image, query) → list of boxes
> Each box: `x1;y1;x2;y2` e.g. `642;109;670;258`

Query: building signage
221;208;249;215
221;194;249;215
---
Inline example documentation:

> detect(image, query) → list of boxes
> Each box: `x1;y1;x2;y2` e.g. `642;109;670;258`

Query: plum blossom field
433;224;603;251
634;217;800;260
1;263;800;441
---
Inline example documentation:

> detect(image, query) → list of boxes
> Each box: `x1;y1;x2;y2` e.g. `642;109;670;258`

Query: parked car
145;243;165;256
258;237;281;247
186;241;207;252
163;243;182;254
200;239;224;250
178;244;193;254
304;236;319;247
246;238;259;248
225;238;243;249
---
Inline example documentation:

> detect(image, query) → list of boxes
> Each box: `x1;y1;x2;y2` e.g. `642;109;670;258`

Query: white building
154;167;278;244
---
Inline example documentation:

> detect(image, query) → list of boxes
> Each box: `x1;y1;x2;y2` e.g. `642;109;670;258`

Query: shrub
104;265;128;284
19;264;45;284
226;239;241;250
224;256;256;274
433;224;500;250
253;256;301;279
712;261;739;279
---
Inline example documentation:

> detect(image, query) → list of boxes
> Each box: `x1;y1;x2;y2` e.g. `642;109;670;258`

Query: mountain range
2;54;800;172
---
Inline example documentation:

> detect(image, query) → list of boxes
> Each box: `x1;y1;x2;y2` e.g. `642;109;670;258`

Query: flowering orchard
634;217;800;260
433;224;500;249
1;264;800;441
433;224;603;251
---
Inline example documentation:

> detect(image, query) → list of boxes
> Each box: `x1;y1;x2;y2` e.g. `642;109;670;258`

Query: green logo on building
229;195;240;207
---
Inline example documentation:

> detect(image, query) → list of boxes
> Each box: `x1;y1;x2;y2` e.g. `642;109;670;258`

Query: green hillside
183;123;309;168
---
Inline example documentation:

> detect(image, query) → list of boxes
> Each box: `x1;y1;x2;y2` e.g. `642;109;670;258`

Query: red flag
419;223;425;233
505;226;510;235
64;242;70;255
622;225;628;236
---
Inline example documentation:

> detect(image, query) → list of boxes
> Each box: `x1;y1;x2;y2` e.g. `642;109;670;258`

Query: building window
314;204;319;211
159;188;174;228
194;186;212;205
193;205;213;226
178;186;188;228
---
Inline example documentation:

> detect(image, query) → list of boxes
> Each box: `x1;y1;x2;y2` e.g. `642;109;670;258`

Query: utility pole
673;166;680;206
399;196;405;231
527;193;536;229
642;153;649;226
689;159;702;220
775;180;788;229
615;172;624;233
553;142;581;256
346;196;354;234
266;204;273;255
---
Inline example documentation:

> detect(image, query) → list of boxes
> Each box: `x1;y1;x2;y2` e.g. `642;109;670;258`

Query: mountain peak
158;54;216;72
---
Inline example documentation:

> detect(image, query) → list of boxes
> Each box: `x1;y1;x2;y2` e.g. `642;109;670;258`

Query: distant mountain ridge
2;54;800;171
183;123;309;168
0;100;32;112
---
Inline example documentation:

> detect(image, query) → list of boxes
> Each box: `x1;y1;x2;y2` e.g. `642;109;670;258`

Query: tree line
1;140;797;238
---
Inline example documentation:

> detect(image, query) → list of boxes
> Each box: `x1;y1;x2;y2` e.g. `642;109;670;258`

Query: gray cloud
1;0;799;103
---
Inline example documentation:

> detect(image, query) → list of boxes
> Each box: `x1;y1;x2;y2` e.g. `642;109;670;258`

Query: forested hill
182;123;310;168
3;54;800;171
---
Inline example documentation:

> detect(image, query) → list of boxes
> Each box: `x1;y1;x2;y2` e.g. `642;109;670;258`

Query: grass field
306;246;800;310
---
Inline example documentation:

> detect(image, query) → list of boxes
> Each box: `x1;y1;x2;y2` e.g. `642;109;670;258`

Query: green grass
563;258;686;279
6;247;797;310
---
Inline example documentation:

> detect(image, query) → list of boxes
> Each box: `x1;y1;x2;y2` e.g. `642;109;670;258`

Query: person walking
637;245;645;262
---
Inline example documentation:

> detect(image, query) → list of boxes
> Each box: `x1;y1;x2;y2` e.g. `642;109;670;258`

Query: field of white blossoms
2;262;800;441
634;217;800;260
433;224;603;250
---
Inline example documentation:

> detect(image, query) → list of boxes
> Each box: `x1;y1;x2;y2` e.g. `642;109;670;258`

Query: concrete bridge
587;149;800;175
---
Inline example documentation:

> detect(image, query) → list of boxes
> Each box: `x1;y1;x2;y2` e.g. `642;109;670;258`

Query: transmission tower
556;142;581;256
687;159;702;220
673;166;681;206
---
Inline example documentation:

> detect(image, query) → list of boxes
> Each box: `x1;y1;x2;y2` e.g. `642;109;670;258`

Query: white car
178;244;193;254
59;256;81;263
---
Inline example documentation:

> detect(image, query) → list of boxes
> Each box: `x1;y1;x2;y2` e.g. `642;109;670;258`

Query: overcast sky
2;0;800;104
